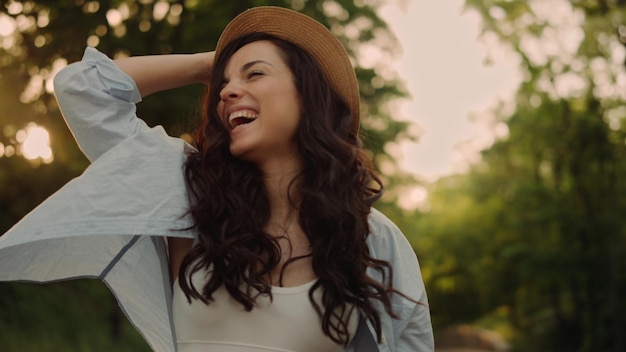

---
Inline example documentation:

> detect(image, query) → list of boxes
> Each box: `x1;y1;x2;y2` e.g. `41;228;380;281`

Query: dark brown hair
180;33;402;345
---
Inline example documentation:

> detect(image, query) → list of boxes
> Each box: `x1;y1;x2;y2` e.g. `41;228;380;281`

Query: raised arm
114;51;215;97
112;52;214;281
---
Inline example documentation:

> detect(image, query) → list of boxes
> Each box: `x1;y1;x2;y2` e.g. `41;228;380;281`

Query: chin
229;146;254;162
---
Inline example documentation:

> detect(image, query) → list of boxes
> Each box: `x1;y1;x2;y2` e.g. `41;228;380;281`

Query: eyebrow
241;60;273;73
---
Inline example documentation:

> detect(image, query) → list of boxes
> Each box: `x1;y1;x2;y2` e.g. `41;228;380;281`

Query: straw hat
216;6;360;134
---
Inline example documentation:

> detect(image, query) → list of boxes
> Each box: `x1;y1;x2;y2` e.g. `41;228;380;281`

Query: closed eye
246;70;265;79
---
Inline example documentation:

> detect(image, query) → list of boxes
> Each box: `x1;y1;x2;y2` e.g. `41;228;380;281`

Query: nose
219;81;242;102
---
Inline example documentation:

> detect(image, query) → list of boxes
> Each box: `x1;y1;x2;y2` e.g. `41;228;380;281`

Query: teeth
228;110;259;127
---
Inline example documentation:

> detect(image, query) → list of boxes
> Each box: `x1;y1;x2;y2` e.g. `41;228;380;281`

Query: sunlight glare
6;2;23;15
15;14;35;32
170;4;183;16
20;123;53;163
0;14;16;37
20;74;44;103
37;8;50;28
87;35;99;47
46;57;68;93
153;1;169;21
398;186;431;212
106;9;123;27
4;145;15;157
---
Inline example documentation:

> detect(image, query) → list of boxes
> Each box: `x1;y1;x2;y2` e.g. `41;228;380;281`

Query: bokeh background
1;0;625;351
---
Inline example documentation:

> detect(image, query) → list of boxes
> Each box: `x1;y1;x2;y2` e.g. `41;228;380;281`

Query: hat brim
215;6;360;134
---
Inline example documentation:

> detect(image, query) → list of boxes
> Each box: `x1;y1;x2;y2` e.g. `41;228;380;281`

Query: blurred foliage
404;1;626;351
0;280;150;351
0;0;414;350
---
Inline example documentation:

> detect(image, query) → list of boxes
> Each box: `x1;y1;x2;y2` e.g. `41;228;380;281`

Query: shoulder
366;208;412;256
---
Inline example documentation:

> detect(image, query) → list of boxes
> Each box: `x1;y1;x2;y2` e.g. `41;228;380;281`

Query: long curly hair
180;32;402;345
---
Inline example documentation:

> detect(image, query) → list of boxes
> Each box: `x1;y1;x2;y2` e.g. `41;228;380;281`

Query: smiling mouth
228;110;259;128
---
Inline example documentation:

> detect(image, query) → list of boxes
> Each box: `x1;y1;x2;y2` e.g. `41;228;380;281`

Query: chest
172;273;358;352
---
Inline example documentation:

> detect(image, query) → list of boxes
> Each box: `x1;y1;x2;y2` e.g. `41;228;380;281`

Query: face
217;40;302;165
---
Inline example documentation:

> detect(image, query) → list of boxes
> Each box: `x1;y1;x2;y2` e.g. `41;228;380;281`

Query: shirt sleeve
367;208;435;351
391;248;435;352
395;304;435;351
53;46;148;162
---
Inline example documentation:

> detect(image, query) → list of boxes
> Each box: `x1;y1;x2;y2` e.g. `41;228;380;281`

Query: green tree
414;1;626;351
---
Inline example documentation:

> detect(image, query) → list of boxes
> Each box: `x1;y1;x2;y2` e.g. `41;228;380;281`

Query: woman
0;6;433;352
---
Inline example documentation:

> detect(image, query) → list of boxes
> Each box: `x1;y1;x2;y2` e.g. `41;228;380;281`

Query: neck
260;157;302;228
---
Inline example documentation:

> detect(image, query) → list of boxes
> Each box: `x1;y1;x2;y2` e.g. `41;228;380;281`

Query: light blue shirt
0;47;434;352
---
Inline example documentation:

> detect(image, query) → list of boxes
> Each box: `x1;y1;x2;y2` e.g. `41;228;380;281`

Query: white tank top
172;271;359;352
